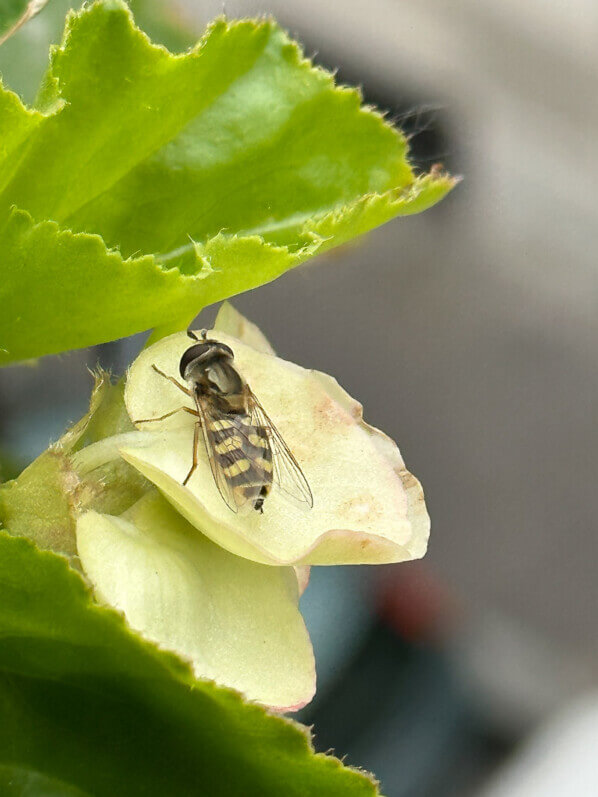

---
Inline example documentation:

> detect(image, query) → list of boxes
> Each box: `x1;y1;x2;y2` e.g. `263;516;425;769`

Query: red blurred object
375;562;460;642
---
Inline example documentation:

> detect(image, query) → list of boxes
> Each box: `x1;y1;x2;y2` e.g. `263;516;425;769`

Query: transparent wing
195;396;242;513
246;388;314;509
195;395;271;514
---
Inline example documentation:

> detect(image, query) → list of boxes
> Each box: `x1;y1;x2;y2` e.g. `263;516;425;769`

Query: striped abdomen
208;414;273;510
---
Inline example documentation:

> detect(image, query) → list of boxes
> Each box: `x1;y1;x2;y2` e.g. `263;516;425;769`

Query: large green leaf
0;765;90;796
0;531;379;796
0;0;456;364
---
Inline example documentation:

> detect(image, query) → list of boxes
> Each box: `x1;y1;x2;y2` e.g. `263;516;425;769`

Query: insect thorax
188;357;246;412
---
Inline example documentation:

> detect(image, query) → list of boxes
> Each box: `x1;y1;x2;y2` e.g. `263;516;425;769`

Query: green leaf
0;765;90;796
0;0;456;365
0;0;49;46
0;531;379;795
0;208;209;363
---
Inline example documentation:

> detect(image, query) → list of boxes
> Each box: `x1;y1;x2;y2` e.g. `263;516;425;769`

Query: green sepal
0;369;151;555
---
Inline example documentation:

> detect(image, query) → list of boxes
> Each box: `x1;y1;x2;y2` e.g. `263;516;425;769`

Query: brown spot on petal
349;402;363;421
398;468;425;504
398;468;418;490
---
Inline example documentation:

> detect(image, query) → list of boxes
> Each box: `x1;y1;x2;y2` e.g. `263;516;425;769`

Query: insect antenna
186;328;208;341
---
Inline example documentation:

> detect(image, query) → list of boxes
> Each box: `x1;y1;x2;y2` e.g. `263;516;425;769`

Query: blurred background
1;1;597;794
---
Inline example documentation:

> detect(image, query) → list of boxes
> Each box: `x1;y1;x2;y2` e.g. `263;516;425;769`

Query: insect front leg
151;364;192;396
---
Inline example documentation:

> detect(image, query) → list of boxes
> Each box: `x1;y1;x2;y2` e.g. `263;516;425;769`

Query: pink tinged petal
216;305;429;566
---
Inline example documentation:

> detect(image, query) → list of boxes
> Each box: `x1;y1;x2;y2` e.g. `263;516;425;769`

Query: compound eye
179;343;210;378
179;355;188;380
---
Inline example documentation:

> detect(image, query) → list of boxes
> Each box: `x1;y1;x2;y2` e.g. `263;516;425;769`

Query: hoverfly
136;330;313;514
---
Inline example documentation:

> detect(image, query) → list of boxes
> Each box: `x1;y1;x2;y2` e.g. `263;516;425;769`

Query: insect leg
134;406;199;424
183;422;201;486
151;364;192;396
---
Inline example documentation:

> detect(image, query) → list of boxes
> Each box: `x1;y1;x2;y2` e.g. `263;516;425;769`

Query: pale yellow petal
123;328;429;566
76;494;315;710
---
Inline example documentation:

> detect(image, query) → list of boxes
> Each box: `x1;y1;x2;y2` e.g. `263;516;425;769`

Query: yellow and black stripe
207;416;273;508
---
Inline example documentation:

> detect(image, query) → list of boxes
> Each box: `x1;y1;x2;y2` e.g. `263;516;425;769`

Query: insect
135;330;313;514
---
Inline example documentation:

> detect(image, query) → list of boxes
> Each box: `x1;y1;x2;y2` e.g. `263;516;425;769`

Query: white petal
214;301;276;355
